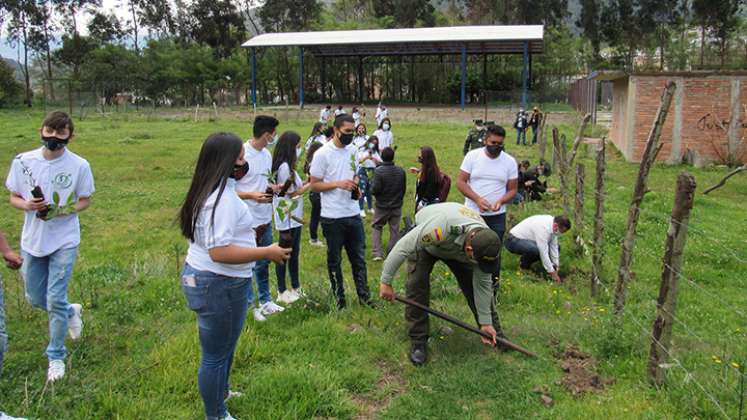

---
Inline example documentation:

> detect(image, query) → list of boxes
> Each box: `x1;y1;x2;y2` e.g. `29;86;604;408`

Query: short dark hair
554;215;571;231
334;114;355;129
521;160;530;168
43;111;74;136
323;127;334;138
486;124;506;138
253;115;279;138
381;147;395;162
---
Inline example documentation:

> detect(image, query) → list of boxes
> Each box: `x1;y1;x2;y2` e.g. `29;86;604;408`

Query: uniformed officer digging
462;119;488;155
378;202;504;365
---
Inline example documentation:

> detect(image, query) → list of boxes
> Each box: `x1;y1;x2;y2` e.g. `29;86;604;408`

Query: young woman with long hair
305;122;326;151
179;132;290;420
410;146;448;211
271;131;310;304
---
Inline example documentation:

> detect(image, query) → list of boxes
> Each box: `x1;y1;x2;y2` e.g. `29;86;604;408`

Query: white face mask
267;133;278;146
382;123;390;131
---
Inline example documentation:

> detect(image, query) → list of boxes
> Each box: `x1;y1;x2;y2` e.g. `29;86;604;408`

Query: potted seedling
31;187;76;220
349;153;361;200
275;197;299;248
261;169;276;196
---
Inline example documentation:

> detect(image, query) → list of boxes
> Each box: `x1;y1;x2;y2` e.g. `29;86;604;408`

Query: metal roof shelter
242;25;544;110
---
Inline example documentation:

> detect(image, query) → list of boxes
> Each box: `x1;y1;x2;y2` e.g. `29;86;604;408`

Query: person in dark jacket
524;159;551;201
370;147;407;261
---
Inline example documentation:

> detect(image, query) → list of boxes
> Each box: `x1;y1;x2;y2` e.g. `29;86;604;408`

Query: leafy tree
87;12;126;45
576;0;602;63
28;0;56;98
638;0;684;70
372;0;434;27
692;0;745;68
188;0;246;59
0;58;23;107
5;0;35;106
259;0;321;31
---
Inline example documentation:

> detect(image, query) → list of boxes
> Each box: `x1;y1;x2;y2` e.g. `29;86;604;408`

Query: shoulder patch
433;227;443;242
449;225;465;236
459;207;482;221
421;233;433;244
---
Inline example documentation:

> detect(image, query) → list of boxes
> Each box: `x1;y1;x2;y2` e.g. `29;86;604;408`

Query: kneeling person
379;202;502;366
505;215;570;283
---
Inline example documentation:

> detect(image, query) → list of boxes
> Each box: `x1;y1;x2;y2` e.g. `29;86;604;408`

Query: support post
299;47;304;109
568;113;592;167
321;56;326;103
648;172;696;386
460;45;467;111
614;82;677;315
521;41;528;109
575;163;585;247
483;54;488;121
251;48;257;111
538;112;548;161
591;138;606;297
553;128;572;217
358;56;364;103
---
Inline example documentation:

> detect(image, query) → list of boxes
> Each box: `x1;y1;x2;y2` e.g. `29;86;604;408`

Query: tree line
0;0;745;108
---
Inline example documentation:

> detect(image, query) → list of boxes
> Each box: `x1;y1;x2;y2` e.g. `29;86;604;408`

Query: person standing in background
370;147;406;261
410;146;450;212
353;123;369;149
305;122;327;151
319;105;332;125
304;142;325;248
513;109;528;145
357;135;381;218
334;105;345;117
529;106;542;145
373;117;394;150
463;119;487;155
375;103;388;126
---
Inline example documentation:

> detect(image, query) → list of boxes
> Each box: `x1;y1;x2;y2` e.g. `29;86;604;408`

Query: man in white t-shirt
505;214;571;283
5;111;93;383
319;105;331;125
334;105;345;117
457;124;517;336
235;115;285;321
309;114;371;309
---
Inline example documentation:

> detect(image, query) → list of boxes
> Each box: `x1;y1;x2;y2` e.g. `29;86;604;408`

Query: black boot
409;343;428;366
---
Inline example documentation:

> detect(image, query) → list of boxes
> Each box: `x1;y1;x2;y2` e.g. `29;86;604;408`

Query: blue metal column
251;48;257;110
299;47;305;109
521;41;528;109
460;45;466;111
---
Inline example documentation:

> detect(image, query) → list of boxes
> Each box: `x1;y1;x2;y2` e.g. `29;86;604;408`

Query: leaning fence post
648;171;696;386
568;113;592;167
613;81;676;315
591;138;606;297
553;128;572;217
538;112;549;161
574;163;585;248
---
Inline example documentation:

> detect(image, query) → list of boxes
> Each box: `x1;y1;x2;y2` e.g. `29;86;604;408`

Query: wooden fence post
568;113;592;167
591;138;606;297
575;163;585;247
538;112;549;161
552;128;572;216
613;81;676;315
648;172;696;386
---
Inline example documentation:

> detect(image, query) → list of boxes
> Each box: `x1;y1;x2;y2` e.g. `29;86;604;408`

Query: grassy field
0;109;745;419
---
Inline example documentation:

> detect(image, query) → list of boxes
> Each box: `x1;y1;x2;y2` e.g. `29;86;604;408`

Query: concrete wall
623;74;746;164
608;78;630;160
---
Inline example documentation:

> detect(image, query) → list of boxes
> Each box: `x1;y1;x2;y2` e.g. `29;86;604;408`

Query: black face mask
485;144;503;157
339;133;354;145
41;136;69;151
231;162;249;180
417;156;423;163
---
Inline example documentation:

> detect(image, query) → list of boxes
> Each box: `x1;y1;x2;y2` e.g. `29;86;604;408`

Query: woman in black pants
305;141;325;246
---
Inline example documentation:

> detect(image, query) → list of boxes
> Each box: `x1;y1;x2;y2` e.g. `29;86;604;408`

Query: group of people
1;108;572;420
513;106;543;146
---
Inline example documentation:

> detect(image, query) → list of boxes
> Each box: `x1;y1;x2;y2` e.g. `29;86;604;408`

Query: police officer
463;119;488;155
379;202;505;365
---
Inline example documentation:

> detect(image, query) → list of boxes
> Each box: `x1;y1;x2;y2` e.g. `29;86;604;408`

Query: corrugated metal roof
242;26;544;56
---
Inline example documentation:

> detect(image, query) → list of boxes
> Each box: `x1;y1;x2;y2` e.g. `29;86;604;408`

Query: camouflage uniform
463;125;487;155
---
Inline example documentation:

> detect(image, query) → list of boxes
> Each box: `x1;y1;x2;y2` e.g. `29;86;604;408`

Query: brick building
592;71;746;165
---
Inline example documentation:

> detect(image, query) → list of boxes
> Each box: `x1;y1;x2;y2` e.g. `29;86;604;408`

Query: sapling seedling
349;153;361;200
275;197;299;248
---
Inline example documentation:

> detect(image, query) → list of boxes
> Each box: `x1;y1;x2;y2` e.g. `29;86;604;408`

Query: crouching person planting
5;111;93;383
179;133;291;420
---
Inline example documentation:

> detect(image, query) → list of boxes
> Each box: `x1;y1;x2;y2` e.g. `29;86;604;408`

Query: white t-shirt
273;162;304;230
460;148;518;216
334;108;345;117
373;129;394;150
305;134;327;151
352;112;361;127
186;179;256;278
376;108;388;126
309;142;360;219
509;215;559;273
5;148;95;257
352;135;368;149
235;142;273;226
357;148;381;169
319;108;330;123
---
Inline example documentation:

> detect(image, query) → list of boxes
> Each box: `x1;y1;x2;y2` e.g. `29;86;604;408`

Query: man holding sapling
235;115;286;321
309;114;371;309
5;111;93;382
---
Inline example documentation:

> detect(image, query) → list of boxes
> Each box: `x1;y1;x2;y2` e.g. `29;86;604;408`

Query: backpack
437;171;451;203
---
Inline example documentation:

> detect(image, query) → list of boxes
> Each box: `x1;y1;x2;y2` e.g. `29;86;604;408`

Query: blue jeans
516;128;526;145
531;126;539;144
358;168;374;211
181;264;250;420
276;226;302;293
249;225;273;305
21;247;78;361
0;274;7;374
481;213;506;281
321;216;370;307
505;235;541;269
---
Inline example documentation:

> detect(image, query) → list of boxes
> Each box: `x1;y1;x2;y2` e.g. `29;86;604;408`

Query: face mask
41;136;69;151
382;123;390;131
368;143;375;150
231;161;249;180
485;144;503;158
267;133;278;146
339;133;354;145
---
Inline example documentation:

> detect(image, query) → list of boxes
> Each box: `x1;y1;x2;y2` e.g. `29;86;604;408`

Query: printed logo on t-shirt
53;172;73;189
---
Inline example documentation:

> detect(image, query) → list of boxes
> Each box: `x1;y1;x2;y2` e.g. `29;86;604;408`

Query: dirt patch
555;345;614;396
351;362;407;419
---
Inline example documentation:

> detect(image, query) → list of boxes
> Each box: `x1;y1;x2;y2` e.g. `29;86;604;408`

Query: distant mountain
1;55;25;82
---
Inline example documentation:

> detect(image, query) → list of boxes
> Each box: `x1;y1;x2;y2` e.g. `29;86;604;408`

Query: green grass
0;109;745;419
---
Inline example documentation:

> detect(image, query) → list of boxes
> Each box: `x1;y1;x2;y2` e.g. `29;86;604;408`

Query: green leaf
52;191;60;206
66;193;76;206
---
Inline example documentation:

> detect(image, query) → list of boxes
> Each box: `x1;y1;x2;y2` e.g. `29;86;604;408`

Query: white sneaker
0;413;28;420
260;301;285;316
277;290;294;305
285;290;301;303
47;359;65;382
225;389;244;402
372;256;384;262
367;208;374;214
360;210;366;218
68;303;83;340
309;239;324;247
291;288;306;299
220;411;238;420
253;308;267;322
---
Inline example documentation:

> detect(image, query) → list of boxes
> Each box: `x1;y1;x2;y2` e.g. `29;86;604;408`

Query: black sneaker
409;343;428;366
